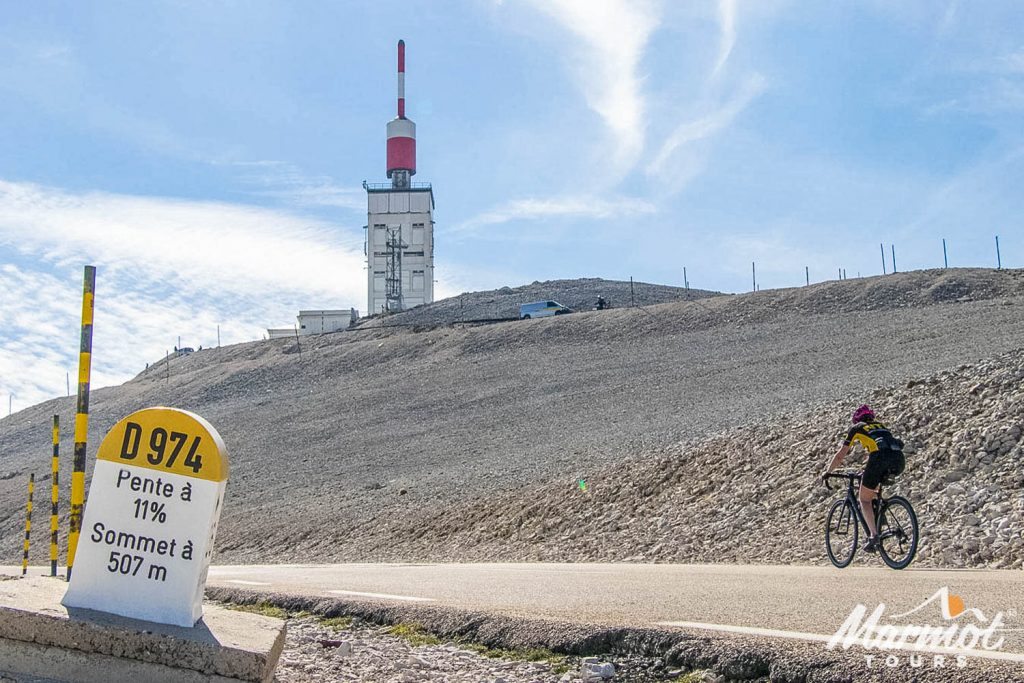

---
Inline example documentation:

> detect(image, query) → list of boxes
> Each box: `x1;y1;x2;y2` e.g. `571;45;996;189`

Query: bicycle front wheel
825;499;858;568
878;496;919;570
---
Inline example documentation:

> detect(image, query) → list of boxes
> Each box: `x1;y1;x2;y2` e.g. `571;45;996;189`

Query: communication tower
365;40;435;315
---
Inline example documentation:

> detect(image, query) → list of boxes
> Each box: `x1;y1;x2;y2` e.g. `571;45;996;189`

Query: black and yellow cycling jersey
844;421;903;453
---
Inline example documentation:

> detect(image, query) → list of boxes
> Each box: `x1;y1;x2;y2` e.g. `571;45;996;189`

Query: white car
519;300;572;319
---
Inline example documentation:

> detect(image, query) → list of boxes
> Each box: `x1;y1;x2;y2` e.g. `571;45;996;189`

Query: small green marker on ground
578;479;587;492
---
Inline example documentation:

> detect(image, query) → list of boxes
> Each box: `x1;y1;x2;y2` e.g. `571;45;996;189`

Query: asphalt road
6;561;1020;666
204;563;1024;662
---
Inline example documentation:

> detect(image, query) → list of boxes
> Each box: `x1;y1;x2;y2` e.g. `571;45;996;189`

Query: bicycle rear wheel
825;499;858;568
878;496;919;570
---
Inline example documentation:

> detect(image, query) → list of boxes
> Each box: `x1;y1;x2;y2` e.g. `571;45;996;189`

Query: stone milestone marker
63;407;229;628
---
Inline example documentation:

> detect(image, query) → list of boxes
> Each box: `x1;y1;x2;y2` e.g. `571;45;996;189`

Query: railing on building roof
362;181;433;191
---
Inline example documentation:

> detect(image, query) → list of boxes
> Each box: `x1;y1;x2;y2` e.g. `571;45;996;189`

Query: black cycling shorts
862;449;905;489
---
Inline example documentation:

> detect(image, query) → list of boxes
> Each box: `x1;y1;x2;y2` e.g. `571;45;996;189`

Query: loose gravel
211;589;1024;683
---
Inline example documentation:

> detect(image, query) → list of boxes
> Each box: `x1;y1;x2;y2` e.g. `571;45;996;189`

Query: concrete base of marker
0;577;285;683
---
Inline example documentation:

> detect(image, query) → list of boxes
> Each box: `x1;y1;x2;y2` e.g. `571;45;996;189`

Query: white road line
655;621;1024;664
474;567;618;575
223;580;271;586
330;590;435;602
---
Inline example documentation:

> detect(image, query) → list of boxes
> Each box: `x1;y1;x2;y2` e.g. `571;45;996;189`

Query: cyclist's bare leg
859;484;878;537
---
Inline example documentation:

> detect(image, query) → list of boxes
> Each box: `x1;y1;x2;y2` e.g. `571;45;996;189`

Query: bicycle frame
837;475;875;537
830;473;895;541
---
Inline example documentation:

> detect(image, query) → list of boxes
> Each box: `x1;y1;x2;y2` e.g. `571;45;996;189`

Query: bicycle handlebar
823;471;861;490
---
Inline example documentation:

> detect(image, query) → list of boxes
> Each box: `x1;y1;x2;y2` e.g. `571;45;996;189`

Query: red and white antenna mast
386;39;416;187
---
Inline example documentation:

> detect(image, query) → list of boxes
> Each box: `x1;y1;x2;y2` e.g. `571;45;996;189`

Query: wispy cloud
449;195;656;235
0;180;367;407
0;180;364;297
712;0;737;77
227;160;366;210
647;73;768;182
525;0;660;171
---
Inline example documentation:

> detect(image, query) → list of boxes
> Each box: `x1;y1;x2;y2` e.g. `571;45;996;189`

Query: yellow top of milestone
97;407;229;482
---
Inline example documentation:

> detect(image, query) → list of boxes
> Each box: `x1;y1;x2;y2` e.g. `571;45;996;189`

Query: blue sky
1;0;1022;408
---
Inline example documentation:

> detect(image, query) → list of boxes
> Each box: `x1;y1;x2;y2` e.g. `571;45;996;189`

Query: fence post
805;266;809;286
942;238;948;268
630;277;635;307
891;244;897;273
50;415;59;577
996;235;1002;270
752;262;756;292
67;265;95;582
23;474;34;575
880;243;886;274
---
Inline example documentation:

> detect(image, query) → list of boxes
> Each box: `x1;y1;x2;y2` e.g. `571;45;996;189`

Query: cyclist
821;404;905;552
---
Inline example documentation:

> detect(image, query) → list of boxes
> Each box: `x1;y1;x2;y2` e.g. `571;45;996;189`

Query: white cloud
0;180;364;297
712;0;737;77
525;0;660;171
646;73;768;183
226;160;366;210
449;195;656;234
0;180;367;408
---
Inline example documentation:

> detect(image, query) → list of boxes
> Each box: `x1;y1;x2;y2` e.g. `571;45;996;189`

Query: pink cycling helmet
852;404;874;423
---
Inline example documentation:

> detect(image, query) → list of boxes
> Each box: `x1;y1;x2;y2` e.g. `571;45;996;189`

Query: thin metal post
838;267;842;280
683;267;688;290
996;235;1002;270
23;474;34;575
66;265;95;582
752;262;756;292
217;324;221;347
630;277;635;307
294;324;302;357
50;416;59;577
891;244;897;273
805;266;809;286
66;372;70;397
943;238;948;268
880;243;886;275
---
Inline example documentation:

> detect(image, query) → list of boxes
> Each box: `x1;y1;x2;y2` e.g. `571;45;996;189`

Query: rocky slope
335;347;1024;569
0;268;1022;567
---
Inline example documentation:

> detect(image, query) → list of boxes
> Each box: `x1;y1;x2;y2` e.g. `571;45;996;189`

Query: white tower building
365;39;435;315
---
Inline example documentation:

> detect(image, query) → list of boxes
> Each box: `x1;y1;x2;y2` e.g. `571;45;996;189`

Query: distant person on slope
821;405;905;552
596;295;607;310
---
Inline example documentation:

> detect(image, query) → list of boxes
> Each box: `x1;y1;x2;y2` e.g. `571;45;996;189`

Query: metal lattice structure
384;225;407;313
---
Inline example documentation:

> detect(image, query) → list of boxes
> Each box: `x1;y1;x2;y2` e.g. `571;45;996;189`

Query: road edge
204;585;858;682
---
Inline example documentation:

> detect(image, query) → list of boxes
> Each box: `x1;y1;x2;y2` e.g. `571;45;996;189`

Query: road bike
824;471;919;570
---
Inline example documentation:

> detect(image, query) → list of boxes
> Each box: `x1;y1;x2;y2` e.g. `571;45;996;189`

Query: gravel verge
210;586;1024;683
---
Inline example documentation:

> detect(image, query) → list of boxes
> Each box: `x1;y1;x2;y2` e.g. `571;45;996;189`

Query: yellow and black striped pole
67;265;96;581
22;474;34;576
50;415;60;577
